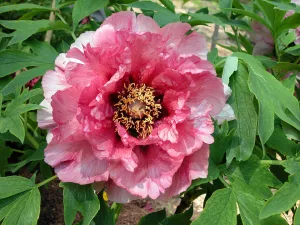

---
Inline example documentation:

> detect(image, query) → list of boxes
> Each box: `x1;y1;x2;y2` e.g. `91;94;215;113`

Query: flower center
113;83;162;138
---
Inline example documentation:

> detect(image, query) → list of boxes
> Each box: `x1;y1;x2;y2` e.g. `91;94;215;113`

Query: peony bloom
251;21;274;55
38;11;227;203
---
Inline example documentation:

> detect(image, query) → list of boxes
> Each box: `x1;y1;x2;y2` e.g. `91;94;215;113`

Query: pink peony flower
251;21;274;55
38;11;226;203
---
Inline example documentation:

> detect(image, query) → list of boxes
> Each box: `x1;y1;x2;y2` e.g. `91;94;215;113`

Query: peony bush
0;0;299;224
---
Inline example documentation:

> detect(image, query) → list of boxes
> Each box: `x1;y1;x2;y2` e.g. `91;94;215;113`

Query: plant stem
275;38;281;62
25;131;39;150
10;148;25;154
45;0;56;43
215;58;226;68
111;203;123;221
36;175;58;188
294;56;300;64
232;26;241;51
218;175;230;188
260;160;284;166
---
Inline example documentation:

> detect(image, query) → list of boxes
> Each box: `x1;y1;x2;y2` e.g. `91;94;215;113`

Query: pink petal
106;182;138;203
102;11;136;31
51;86;81;124
45;141;109;184
187;72;226;116
178;31;208;59
160;144;209;199
70;31;95;52
110;145;184;199
175;56;216;75
160;22;191;47
134;14;160;34
42;69;70;101
37;99;55;129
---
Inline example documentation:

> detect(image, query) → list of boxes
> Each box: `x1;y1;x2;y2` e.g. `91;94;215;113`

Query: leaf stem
232;26;241;51
10;148;25;154
56;12;77;41
260;160;284;166
111;202;123;221
218;175;230;188
274;38;281;62
36;175;58;188
215;58;226;68
45;0;56;43
25;131;39;150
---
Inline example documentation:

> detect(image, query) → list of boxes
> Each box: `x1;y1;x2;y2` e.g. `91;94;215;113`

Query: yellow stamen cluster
113;83;161;138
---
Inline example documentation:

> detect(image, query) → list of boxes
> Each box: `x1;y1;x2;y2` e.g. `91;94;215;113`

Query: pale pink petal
214;104;235;125
158;123;178;143
160;144;209;199
134;14;160;34
42;69;70;101
37;99;55;129
160;23;191;47
70;31;95;52
92;24;117;47
45;141;109;184
178;31;208;59
110;145;184;199
51;86;81;124
106;182;138;203
102;11;136;31
187;72;226;116
175;56;216;75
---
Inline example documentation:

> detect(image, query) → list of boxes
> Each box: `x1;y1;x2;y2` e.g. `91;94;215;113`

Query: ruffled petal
37;99;55;129
160;144;209;199
106;182;139;203
45;141;109;184
70;31;95;52
110;145;184;199
102;11;136;31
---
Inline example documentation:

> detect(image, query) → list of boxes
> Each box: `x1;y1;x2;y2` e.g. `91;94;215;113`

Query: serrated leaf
0;176;35;199
161;206;193;225
0;3;51;14
0;50;54;78
283;159;300;175
61;183;100;225
233;52;300;131
138;209;166;225
225;156;282;200
72;0;109;30
222;56;238;85
260;172;300;219
1;187;40;225
191;188;237;225
0;20;70;46
227;63;257;162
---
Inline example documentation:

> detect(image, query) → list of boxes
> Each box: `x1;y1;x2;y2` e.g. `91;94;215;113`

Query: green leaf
0;116;25;143
1;66;50;96
277;13;300;36
191;188;237;225
284;45;300;56
127;1;168;11
283;159;300;175
0;176;35;199
210;121;235;165
0;49;54;78
266;127;300;156
227;63;257;162
225;156;282;200
26;40;58;63
222;56;238;85
72;0;109;30
235;190;263;225
138;209;166;225
233;52;300;131
0;20;70;46
158;0;175;13
161;206;193;225
154;11;180;26
282;121;300;141
188;13;225;26
225;8;271;30
1;187;40;225
93;192;115;225
295;207;300;225
219;0;233;18
258;99;274;144
0;3;51;14
260;172;300;219
61;183;100;225
264;0;300;13
261;215;288;225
